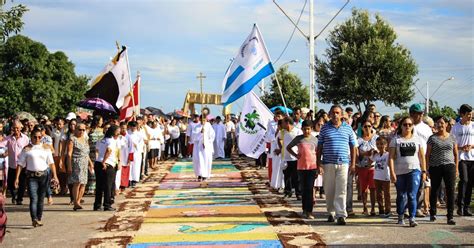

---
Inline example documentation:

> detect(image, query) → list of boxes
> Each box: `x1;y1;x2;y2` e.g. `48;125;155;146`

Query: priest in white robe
212;116;226;159
192;115;215;181
127;121;144;187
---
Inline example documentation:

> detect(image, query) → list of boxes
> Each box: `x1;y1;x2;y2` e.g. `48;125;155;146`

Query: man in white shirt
15;129;58;227
265;110;283;185
147;121;163;168
136;116;149;178
128;121;144;187
186;115;200;158
281;116;303;199
451;104;474;216
212;116;226;159
410;103;433;217
224;114;235;158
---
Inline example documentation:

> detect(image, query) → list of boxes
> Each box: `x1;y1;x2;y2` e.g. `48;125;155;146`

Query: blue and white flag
221;24;275;106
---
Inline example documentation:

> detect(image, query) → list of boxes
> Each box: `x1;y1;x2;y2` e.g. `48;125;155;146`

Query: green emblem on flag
244;110;260;130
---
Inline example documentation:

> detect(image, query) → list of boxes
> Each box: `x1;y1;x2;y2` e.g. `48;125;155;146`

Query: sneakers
303;211;315;219
397;215;405;225
32;219;43;227
463;208;473;216
336;217;346;225
409;219;418;227
327;215;335;222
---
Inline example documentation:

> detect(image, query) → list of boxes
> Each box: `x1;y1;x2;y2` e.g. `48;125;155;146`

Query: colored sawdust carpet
129;161;283;248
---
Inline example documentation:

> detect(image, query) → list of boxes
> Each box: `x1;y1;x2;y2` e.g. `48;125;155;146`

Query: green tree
428;100;457;120
316;9;418;112
0;1;28;43
0;35;89;117
261;65;309;109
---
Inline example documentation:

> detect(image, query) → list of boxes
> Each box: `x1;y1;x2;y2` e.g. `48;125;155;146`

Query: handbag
128;153;134;162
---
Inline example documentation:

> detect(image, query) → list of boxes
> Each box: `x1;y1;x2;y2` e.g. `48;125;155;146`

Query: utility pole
197;72;206;114
309;0;315;112
426;81;429;114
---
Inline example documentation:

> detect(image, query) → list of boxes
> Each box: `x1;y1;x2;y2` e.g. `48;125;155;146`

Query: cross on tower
197;72;206;112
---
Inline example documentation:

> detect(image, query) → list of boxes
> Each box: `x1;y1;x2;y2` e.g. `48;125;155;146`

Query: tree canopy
261;65;309;109
0;1;28;43
315;8;418;112
0;35;89;117
428;100;457;120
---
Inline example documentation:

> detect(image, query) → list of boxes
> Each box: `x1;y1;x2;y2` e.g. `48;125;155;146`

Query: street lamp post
426;77;454;114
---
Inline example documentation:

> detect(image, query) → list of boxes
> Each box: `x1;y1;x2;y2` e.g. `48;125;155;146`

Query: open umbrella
14;111;37;122
168;110;190;119
77;98;116;113
145;107;167;118
270;106;293;114
140;108;151;116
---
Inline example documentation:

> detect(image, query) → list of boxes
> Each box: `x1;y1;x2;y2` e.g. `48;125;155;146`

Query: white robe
115;134;130;190
128;130;144;182
212;123;226;159
192;122;215;178
270;137;285;189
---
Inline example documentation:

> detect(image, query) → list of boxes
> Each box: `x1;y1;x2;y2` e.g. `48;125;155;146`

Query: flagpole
124;46;136;120
254;23;288;115
273;72;288;115
132;72;140;120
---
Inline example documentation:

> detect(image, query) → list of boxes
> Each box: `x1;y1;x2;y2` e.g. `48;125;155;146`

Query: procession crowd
0;102;472;230
0;112;240;228
261;103;473;227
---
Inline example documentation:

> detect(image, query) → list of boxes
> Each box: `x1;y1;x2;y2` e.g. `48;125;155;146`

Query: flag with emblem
238;91;273;158
85;46;132;110
119;75;140;121
221;24;274;106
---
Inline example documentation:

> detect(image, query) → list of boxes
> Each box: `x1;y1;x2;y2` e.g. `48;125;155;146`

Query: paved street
3;158;474;247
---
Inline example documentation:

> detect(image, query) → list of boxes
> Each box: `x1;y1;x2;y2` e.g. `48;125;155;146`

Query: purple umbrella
77;98;116;113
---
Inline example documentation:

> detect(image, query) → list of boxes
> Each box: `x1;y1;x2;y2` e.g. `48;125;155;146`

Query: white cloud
14;0;473;114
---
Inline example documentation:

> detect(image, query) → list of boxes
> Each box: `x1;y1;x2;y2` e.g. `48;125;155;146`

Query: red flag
119;76;140;121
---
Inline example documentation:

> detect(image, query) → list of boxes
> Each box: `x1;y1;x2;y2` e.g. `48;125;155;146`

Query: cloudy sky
9;0;473;115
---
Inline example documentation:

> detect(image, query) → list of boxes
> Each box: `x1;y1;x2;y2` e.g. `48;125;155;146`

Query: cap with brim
66;112;76;120
409;103;424;113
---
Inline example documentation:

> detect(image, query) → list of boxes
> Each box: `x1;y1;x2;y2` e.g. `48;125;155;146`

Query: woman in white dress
270;120;285;191
192;115;215;181
312;117;325;198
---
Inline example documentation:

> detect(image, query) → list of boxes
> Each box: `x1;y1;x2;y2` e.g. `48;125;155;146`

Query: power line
274;0;307;65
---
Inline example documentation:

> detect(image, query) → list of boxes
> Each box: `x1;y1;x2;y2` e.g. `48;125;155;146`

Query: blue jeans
28;174;47;221
46;167;52;198
395;170;421;219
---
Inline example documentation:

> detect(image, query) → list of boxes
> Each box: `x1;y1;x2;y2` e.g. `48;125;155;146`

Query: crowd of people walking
264;103;473;227
0;112;242;227
0;102;472;229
